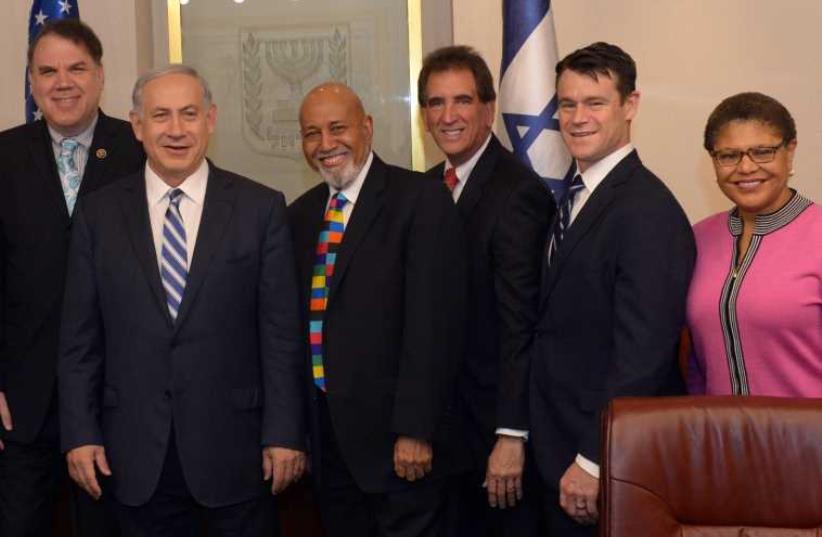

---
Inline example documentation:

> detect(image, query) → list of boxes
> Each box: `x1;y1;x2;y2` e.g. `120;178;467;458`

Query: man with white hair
59;64;306;536
288;82;467;537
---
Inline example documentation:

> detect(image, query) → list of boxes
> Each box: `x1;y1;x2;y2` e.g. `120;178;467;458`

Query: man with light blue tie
0;18;144;537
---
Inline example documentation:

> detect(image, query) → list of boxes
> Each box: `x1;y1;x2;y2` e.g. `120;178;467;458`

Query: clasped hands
66;444;307;499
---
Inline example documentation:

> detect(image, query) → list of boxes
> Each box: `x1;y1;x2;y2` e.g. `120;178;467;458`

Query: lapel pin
96;148;107;159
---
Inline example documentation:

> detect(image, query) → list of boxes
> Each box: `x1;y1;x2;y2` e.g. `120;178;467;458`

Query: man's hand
262;446;306;495
0;392;13;451
559;461;599;525
393;436;432;482
485;435;525;509
66;445;111;500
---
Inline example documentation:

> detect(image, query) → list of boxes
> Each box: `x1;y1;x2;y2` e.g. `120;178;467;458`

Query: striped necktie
57;138;82;215
310;192;348;391
547;174;584;265
161;189;188;321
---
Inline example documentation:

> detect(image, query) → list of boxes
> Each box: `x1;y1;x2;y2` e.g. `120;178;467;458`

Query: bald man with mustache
287;83;468;537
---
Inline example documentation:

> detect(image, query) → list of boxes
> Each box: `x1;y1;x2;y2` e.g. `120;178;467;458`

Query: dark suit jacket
58;164;305;507
426;136;554;466
0;113;144;444
288;155;467;494
530;150;694;487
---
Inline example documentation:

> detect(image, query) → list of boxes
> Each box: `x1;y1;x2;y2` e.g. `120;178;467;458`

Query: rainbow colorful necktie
310;192;348;391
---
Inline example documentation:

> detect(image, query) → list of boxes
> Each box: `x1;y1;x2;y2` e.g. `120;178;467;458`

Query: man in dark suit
0;19;144;537
417;46;554;537
58;64;306;537
288;82;466;537
530;42;695;535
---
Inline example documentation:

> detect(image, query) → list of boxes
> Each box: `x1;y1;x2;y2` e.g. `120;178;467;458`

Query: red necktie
444;167;458;192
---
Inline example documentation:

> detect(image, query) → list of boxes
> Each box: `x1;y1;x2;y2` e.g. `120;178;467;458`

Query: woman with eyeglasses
686;92;821;397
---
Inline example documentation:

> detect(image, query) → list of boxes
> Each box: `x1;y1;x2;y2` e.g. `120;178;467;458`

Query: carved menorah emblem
265;38;324;98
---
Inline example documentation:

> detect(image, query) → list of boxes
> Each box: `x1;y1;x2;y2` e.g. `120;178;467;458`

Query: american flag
26;0;81;122
498;0;572;201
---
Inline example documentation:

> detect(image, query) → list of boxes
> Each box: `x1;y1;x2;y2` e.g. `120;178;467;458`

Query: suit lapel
456;136;501;218
174;166;235;330
327;156;387;303
29;121;70;224
540;151;640;308
80;112;121;195
119;173;171;325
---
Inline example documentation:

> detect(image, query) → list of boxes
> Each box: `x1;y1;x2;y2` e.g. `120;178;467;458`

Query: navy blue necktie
548;174;584;265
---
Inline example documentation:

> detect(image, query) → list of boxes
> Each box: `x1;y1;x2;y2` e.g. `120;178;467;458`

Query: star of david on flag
25;0;81;123
498;0;573;202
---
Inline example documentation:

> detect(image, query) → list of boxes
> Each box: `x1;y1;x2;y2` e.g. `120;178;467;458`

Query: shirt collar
444;133;493;186
576;143;634;194
330;151;373;206
48;113;98;149
145;159;209;207
727;189;812;236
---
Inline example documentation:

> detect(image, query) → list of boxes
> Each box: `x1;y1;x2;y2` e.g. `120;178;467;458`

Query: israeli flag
499;0;572;201
26;0;81;122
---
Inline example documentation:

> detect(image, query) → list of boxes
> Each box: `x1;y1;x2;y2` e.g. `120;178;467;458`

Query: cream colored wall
0;0;145;129
452;0;822;222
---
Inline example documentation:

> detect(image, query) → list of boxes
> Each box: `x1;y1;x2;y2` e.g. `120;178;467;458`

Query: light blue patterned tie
161;189;188;321
57;138;81;215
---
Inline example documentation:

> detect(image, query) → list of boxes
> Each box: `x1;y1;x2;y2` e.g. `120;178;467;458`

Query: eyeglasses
710;142;785;167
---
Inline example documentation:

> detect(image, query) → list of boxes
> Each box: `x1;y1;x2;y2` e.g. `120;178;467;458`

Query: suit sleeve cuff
495;428;529;441
575;453;600;478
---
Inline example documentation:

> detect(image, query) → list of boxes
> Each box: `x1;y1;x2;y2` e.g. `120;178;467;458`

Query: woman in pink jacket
687;92;821;397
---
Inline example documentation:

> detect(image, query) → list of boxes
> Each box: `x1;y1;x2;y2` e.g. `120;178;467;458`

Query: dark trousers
315;392;447;537
114;432;277;537
444;450;545;537
0;399;118;537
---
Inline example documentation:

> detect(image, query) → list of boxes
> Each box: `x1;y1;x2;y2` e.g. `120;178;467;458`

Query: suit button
163;390;172;401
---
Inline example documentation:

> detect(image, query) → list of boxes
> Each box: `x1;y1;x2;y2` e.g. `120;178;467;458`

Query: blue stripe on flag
501;0;549;75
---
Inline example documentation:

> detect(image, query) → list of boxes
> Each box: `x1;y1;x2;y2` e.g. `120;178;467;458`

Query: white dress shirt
567;142;634;479
324;151;373;225
443;134;492;202
145;159;209;271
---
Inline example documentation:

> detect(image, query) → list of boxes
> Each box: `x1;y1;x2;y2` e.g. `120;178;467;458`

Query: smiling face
299;84;373;190
129;73;216;187
711;120;796;219
422;68;494;166
29;34;104;137
557;69;638;173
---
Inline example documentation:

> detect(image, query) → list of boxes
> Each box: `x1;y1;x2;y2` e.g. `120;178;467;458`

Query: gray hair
131;64;213;115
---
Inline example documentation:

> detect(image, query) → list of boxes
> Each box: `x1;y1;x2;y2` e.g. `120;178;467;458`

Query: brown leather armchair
601;396;822;537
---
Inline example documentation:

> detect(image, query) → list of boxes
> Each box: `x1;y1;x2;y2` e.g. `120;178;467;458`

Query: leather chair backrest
602;396;822;537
